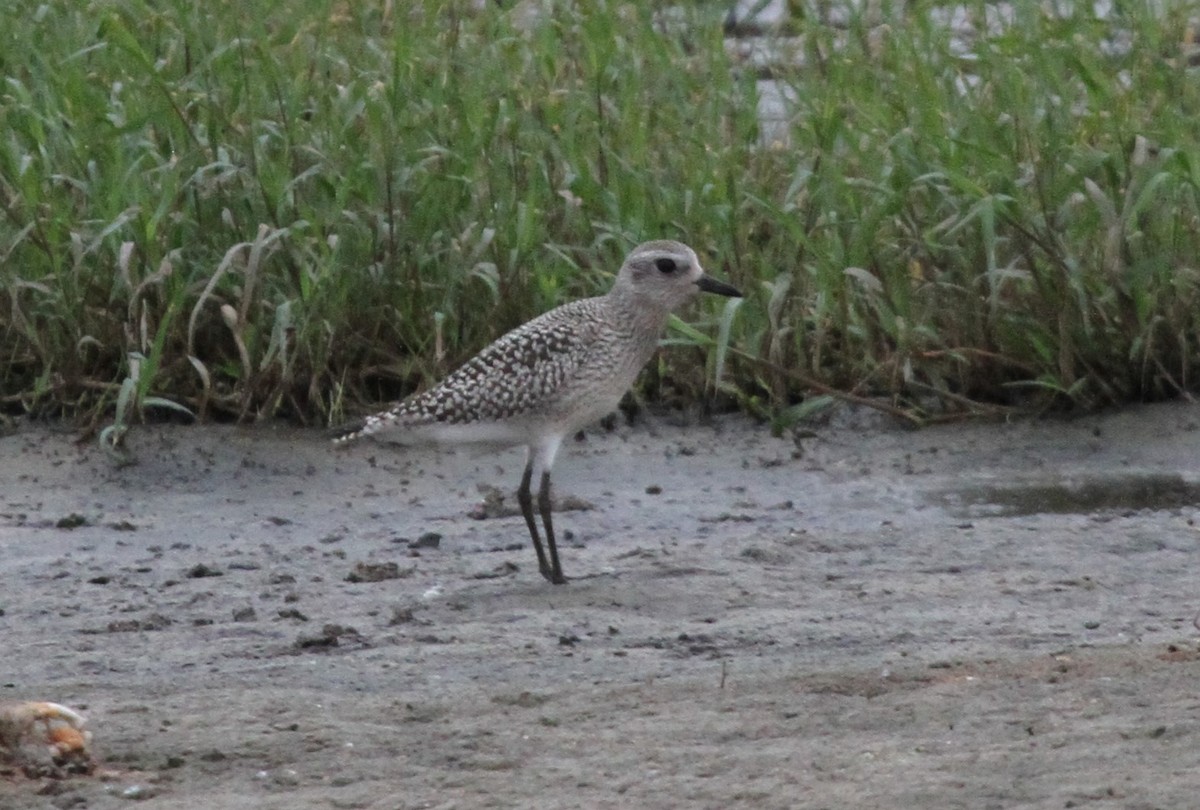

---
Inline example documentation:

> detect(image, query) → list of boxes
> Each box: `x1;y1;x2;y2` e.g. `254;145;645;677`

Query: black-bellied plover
335;240;741;584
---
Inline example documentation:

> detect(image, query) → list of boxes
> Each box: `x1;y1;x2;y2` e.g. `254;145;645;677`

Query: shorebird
334;240;741;583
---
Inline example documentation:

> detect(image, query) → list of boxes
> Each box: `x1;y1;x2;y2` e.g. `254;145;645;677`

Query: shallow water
936;471;1200;517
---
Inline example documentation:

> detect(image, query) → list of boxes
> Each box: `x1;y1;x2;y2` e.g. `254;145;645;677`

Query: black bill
696;275;742;297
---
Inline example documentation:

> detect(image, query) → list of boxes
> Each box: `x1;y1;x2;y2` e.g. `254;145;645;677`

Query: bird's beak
695;275;742;297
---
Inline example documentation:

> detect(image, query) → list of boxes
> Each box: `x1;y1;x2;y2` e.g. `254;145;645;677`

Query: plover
335;240;741;583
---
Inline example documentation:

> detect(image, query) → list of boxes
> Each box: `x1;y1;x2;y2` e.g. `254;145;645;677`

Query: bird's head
613;240;742;312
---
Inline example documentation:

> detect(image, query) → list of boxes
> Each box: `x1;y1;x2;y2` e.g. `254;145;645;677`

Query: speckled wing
349;300;606;439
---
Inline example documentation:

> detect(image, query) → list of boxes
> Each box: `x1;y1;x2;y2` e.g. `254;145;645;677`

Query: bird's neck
604;287;673;337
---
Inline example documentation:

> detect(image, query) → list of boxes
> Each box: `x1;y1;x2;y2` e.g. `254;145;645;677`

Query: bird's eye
655;258;677;274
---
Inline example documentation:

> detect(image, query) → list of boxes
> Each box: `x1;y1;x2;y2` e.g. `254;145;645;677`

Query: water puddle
934;471;1200;518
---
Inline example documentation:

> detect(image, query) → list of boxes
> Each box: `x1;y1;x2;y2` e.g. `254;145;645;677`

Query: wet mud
2;402;1199;808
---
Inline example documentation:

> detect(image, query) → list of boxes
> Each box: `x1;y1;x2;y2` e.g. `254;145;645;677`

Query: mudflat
2;403;1198;808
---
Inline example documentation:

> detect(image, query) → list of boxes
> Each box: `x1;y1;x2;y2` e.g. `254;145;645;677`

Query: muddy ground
1;402;1199;809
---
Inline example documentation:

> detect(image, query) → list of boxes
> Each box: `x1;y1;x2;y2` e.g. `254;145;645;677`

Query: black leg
538;471;566;584
518;460;553;580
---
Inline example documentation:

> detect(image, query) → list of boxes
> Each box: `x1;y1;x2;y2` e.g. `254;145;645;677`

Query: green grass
3;0;1200;433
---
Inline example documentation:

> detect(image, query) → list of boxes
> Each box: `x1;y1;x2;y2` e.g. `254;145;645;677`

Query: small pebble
410;532;442;549
120;784;155;800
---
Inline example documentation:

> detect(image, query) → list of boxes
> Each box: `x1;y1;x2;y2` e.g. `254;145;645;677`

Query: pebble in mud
231;606;256;622
344;561;414;583
254;768;300;787
118;784;157;800
294;624;369;652
54;514;89;530
408;532;442;549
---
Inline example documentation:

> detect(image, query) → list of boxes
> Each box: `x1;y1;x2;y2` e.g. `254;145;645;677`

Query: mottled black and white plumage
334;240;741;584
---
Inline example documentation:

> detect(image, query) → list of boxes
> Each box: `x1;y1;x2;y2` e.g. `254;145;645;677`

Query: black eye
655;258;677;274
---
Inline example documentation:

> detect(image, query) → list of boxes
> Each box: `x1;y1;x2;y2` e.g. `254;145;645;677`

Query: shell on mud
0;701;95;777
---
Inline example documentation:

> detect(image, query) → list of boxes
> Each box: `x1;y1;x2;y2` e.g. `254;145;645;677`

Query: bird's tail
329;418;371;446
329;410;405;446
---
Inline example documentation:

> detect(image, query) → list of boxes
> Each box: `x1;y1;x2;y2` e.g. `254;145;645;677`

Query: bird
334;240;742;584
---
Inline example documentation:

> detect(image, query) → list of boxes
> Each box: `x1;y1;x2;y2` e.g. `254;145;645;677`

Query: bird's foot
540;566;568;585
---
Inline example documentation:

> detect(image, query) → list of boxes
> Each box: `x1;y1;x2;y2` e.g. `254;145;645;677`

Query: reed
2;0;1197;432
